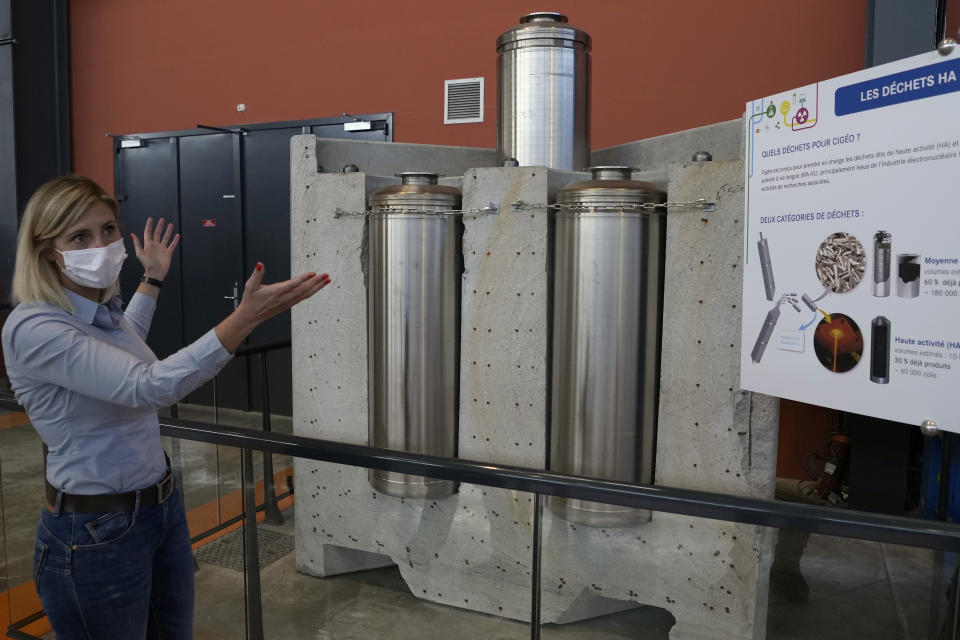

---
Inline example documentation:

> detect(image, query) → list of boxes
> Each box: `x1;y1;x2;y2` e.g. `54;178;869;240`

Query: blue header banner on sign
834;58;960;116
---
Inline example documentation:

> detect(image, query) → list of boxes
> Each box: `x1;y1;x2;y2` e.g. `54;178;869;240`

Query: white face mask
57;239;128;289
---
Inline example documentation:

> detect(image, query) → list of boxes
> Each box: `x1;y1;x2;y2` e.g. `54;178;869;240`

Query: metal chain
334;204;499;218
511;199;716;212
333;198;716;218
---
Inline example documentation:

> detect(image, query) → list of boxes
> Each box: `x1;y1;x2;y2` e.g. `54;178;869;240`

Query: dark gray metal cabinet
178;133;248;408
116;138;182;359
114;114;392;413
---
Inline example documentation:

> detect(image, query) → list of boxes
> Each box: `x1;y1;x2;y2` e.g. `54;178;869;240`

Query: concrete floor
1;404;957;639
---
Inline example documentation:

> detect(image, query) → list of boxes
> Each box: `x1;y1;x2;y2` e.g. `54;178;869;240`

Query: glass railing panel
169;439;240;538
165;403;295;530
163;403;300;640
0;406;50;638
258;457;534;639
766;531;956;639
535;497;959;639
140;403;960;639
166;439;247;639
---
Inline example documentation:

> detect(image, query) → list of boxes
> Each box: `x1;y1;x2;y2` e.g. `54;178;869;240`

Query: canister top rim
586;166;639;180
520;12;567;24
557;166;666;205
370;173;462;203
396;171;440;185
497;13;590;50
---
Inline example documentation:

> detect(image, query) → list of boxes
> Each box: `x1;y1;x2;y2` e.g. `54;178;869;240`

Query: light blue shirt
1;288;233;494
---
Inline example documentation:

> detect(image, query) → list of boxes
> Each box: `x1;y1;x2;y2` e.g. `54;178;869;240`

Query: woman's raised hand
238;262;331;325
215;262;331;352
131;217;179;280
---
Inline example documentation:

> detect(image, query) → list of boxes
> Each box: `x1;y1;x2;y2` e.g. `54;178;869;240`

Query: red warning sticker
201;219;216;228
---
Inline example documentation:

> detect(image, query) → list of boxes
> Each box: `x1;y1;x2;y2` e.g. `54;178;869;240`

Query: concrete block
657;161;778;499
314;138;497;178
291;132;777;638
592;119;743;169
290;135;397;577
458;166;584;469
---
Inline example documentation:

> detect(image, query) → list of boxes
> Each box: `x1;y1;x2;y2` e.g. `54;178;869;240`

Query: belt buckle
156;472;174;504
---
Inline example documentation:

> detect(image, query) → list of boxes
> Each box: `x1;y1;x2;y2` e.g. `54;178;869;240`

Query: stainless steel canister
870;316;891;384
550;167;667;526
873;231;891;297
497;12;591;170
368;172;461;498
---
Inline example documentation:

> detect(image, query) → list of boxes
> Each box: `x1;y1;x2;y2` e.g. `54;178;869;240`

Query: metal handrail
234;337;291;357
157;415;960;551
231;337;292;524
1;394;958;551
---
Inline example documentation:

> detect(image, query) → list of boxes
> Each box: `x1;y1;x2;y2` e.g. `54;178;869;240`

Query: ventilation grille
444;78;484;124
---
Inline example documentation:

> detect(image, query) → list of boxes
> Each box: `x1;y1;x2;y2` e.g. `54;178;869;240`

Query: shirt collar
63;288;123;329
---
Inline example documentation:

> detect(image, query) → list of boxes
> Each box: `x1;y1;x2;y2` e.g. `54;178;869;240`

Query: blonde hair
12;175;121;312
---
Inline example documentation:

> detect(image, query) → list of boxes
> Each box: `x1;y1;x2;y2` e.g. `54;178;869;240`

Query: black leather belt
45;470;175;513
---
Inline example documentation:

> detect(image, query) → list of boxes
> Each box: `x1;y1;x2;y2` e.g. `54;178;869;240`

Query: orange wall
69;0;869;191
69;1;960;473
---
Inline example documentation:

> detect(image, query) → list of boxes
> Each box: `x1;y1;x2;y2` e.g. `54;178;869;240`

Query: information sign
741;47;960;432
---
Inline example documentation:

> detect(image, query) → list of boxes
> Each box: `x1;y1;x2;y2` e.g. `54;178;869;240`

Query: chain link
334;204;499;218
510;199;716;213
333;198;716;218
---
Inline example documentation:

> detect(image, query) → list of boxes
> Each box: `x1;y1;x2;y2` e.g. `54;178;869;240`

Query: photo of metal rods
815;232;866;293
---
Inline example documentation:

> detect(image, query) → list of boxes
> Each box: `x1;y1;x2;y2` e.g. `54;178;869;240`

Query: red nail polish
256;262;263;271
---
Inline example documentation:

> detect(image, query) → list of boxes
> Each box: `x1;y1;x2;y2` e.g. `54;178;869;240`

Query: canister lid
556;166;665;207
397;171;440;185
496;12;591;51
369;171;461;207
520;12;567;23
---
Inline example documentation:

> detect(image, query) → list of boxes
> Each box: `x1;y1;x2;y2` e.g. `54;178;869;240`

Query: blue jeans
33;484;194;639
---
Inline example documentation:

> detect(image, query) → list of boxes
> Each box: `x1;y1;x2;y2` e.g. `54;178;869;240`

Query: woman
1;175;330;639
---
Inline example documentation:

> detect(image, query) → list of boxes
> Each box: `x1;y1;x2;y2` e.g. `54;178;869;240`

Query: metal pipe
241;449;264;640
938;433;952;520
530;493;543;640
938;433;959;640
259;352;283;524
234;337;291;357
937;0;948;43
951;560;960;640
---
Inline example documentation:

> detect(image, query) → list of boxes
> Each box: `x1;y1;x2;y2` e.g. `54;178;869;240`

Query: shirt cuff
125;292;157;317
195;328;235;372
